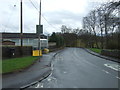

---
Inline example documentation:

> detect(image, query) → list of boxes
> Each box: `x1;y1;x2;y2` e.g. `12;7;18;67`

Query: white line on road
104;64;120;71
102;70;110;74
40;83;44;88
102;69;120;80
116;76;120;79
63;71;67;74
47;78;52;81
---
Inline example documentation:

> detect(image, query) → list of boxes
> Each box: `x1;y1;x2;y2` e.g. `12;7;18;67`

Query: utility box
32;50;42;56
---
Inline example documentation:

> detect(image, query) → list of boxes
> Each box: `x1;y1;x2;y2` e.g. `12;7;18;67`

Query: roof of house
1;33;47;39
2;40;15;43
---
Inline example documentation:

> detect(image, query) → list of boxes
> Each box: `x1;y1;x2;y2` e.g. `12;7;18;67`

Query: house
1;31;48;50
2;40;15;45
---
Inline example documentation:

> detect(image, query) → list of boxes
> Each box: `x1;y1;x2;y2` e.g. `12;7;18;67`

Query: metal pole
20;0;23;47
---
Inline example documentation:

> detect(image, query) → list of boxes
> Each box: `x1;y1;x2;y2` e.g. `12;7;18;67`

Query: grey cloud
43;10;83;25
48;19;63;25
0;0;107;33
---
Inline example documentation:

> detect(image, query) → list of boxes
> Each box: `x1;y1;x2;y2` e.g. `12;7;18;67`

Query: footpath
2;52;57;89
83;48;120;63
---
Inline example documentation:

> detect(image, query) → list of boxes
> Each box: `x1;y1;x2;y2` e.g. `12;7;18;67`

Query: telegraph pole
20;0;23;47
39;0;41;25
38;0;41;56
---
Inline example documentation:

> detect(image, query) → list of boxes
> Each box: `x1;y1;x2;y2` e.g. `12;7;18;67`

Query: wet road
30;48;120;88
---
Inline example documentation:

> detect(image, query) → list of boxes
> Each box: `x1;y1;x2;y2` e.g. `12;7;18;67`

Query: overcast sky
0;0;116;35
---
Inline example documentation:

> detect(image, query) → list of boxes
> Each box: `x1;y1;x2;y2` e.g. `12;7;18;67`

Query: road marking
35;83;40;88
104;64;120;71
47;78;51;81
102;69;120;80
63;71;67;74
40;83;44;88
102;70;109;74
116;76;120;79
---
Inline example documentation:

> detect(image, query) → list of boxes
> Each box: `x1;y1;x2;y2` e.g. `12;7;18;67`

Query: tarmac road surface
30;48;120;88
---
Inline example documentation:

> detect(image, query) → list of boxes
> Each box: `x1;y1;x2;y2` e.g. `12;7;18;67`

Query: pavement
29;48;120;88
83;48;120;63
2;51;60;88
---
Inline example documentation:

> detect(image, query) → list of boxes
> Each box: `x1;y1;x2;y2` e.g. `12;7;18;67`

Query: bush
107;40;119;49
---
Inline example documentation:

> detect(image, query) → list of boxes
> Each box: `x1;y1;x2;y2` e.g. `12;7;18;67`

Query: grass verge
1;56;39;74
89;48;102;54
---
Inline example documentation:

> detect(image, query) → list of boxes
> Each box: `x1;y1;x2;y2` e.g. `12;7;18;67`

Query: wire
28;0;60;30
41;15;60;30
29;0;38;11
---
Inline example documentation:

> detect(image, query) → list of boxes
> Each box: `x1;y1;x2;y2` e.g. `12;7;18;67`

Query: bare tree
82;1;120;49
99;1;120;48
61;25;72;33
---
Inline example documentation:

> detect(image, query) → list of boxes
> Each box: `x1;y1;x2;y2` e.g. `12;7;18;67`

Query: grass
1;56;39;74
89;48;102;54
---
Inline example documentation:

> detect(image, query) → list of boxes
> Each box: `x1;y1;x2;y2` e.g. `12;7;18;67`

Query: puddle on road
104;63;120;71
